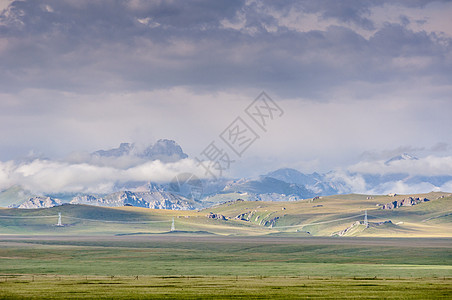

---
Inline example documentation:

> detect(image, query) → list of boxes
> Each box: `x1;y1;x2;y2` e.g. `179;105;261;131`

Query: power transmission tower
171;217;175;231
364;210;368;228
57;212;63;226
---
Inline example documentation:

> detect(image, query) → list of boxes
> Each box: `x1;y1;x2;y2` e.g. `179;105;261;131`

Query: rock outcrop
207;213;228;220
381;197;429;209
263;216;280;227
334;221;361;236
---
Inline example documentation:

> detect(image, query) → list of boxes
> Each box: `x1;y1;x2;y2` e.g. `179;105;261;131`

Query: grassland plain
0;235;451;299
0;275;451;299
0;193;451;298
0;192;451;237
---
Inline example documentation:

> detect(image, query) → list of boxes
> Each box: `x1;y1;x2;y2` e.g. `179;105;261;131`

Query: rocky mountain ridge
92;139;188;163
71;190;195;210
16;196;62;209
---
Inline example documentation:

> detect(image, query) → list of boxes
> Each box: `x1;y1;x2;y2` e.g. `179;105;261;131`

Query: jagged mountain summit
17;196;62;209
71;189;196;210
1;146;451;211
0;183;196;210
385;153;418;165
92;139;188;162
142;139;188;162
92;142;134;157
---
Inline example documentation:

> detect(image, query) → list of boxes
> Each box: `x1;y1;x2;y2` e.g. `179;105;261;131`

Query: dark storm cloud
1;0;451;98
0;0;451;183
291;0;377;30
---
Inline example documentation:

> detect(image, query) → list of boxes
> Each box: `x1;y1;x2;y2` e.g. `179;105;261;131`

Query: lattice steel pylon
57;212;63;226
364;210;368;228
171;217;175;231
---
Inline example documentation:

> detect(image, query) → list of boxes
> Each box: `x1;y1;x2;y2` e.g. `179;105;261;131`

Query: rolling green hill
0;192;451;237
207;192;452;237
0;204;267;236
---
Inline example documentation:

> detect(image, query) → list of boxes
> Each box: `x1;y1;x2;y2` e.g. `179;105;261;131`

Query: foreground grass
1;236;451;277
0;275;451;299
0;235;451;298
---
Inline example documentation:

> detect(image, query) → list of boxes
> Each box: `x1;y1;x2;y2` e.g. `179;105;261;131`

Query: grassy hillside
0;204;266;236
0;192;451;237
207;192;452;237
1;194;451;298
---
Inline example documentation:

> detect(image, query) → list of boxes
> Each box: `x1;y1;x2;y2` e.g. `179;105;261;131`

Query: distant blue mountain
92;139;188;162
266;168;341;195
222;176;315;198
266;153;451;196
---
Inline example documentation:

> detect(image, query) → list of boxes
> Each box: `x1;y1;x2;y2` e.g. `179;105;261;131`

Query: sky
1;0;452;193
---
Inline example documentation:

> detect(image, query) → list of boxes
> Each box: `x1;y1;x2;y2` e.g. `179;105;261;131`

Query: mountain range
0;139;451;210
92;139;188;163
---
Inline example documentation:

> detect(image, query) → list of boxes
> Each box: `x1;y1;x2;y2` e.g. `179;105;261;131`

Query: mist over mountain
221;176;315;199
92;139;188;163
266;152;452;196
0;139;200;196
384;153;418;166
1;138;452;210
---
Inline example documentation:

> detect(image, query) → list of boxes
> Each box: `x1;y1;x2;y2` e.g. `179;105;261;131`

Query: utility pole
171;217;175;231
57;212;63;226
364;210;368;228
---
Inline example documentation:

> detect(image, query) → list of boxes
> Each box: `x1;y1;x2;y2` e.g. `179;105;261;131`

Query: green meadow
0;193;451;298
0;276;451;299
0;235;451;298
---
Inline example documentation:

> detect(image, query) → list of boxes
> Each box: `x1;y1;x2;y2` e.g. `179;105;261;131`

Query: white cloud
440;180;452;192
0;158;206;195
324;170;367;194
348;155;452;177
369;180;439;195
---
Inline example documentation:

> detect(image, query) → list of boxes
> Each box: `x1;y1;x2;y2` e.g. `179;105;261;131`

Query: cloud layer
1;0;450;90
1;0;451;96
0;0;451;183
0;157;204;195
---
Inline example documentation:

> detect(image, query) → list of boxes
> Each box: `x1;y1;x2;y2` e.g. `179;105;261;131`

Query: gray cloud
348;155;452;177
430;142;450;152
0;157;204;194
0;0;450;98
0;0;451;181
360;146;426;161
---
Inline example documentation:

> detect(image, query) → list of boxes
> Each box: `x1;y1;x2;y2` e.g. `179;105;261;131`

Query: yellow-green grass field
0;192;451;237
0;193;451;298
0;235;451;298
1;275;451;299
